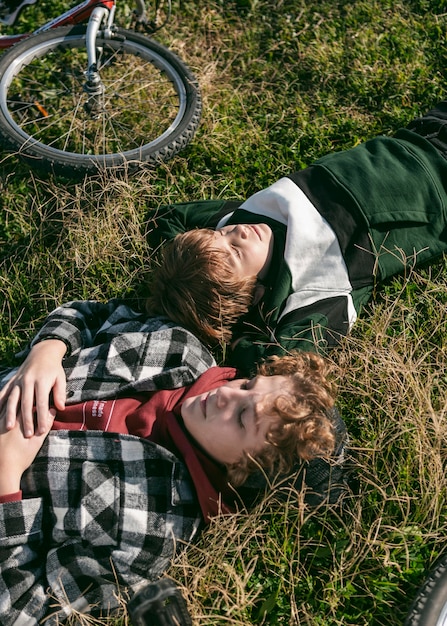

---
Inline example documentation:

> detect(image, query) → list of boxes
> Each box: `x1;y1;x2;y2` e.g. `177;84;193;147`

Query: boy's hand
0;411;54;497
0;339;67;438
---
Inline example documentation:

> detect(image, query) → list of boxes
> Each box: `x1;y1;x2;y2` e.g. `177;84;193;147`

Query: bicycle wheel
405;554;447;626
0;25;201;176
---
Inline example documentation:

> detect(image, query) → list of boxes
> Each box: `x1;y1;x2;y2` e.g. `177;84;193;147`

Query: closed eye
232;245;241;258
241;379;255;390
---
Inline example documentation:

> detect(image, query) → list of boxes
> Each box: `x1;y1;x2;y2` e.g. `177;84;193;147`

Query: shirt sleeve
28;300;124;356
0;497;48;626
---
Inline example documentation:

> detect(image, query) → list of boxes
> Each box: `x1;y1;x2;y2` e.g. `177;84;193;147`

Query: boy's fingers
36;406;56;435
36;407;56;436
34;382;54;436
5;386;20;431
0;378;14;407
18;385;37;438
52;376;66;412
35;400;51;436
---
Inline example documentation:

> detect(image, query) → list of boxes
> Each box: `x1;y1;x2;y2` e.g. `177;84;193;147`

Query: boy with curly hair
0;313;346;623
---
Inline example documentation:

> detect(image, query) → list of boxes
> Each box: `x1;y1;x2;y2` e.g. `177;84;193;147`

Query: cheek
208;427;244;464
256;242;269;264
181;400;199;426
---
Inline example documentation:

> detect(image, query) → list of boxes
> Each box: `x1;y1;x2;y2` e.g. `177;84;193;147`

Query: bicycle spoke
0;26;201;174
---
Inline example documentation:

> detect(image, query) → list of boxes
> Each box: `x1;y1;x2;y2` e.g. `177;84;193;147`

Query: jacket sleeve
61;322;217;403
15;300;216;403
28;300;126;356
145;199;242;250
0;498;49;626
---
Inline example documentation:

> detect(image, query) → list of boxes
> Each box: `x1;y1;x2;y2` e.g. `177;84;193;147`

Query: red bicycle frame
0;0;115;49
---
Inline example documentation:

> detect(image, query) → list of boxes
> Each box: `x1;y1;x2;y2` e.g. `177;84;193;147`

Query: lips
250;224;262;240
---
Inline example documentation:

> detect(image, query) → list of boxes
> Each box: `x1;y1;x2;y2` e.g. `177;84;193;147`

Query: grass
171;274;447;626
1;0;447;623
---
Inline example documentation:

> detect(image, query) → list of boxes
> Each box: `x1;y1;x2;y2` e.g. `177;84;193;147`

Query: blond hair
146;229;257;346
226;352;337;487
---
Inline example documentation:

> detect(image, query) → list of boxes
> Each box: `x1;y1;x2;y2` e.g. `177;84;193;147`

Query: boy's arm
0;421;49;626
56;321;216;405
0;415;50;624
29;299;124;356
0;411;53;494
145;199;242;249
0;300;121;437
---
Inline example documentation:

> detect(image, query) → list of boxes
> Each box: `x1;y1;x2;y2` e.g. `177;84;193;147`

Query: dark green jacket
147;129;447;374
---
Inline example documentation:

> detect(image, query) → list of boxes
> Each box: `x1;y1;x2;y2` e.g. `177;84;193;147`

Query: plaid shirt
0;431;202;625
0;302;351;623
0;301;214;623
10;299;216;403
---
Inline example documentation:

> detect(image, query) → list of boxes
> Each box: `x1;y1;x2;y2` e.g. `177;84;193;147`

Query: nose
214;385;241;411
223;224;248;240
236;225;248;239
215;385;231;406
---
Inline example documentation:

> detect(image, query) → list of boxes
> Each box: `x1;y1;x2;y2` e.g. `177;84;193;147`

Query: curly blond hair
146;229;257;346
226;351;337;487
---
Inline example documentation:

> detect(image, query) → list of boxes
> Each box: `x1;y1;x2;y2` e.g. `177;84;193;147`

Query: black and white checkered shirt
0;301;215;624
0;430;202;625
6;299;216;403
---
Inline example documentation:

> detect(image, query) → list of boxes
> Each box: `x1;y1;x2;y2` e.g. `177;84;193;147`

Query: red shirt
3;367;239;521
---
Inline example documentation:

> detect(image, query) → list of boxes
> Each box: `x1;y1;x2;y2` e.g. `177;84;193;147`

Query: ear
252;283;265;305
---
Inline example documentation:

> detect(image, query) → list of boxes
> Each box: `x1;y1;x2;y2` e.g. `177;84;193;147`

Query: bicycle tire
0;25;201;176
405;554;447;626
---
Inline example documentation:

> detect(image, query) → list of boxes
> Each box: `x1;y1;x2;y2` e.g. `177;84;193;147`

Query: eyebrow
252;397;261;433
211;232;239;269
250;377;276;433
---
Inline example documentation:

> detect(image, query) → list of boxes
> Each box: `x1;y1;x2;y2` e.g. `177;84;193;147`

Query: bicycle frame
0;0;131;49
0;0;148;110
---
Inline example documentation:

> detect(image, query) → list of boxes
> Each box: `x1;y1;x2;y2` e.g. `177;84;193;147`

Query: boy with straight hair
146;101;447;374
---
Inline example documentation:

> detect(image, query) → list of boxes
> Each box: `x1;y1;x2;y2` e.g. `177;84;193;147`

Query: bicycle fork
83;4;116;116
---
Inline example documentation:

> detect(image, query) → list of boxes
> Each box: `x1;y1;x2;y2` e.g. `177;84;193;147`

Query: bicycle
405;553;447;626
0;0;202;176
